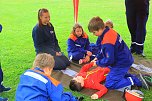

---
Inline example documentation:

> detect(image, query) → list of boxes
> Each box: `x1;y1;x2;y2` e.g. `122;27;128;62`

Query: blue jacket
96;27;134;68
32;23;61;56
16;67;77;101
67;33;90;55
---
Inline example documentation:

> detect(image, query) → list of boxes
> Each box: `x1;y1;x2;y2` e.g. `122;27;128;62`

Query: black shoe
143;74;152;86
0;97;8;101
137;73;149;90
136;52;146;57
78;97;84;101
130;49;136;54
0;85;11;93
130;44;136;54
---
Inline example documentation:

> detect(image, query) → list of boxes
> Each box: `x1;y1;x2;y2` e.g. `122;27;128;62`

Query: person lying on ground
69;62;110;99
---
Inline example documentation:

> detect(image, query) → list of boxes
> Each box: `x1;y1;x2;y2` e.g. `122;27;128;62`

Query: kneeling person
16;53;79;101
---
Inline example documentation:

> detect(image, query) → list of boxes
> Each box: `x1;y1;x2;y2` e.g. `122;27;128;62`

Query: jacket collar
99;26;110;41
34;67;44;73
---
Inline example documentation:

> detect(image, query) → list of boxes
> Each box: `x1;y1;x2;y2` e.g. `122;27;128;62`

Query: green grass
0;0;152;100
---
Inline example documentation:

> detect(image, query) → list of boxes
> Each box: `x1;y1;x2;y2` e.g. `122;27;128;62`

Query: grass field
0;0;152;101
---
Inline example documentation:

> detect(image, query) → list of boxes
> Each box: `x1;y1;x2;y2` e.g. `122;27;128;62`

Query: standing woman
32;8;70;70
125;0;149;57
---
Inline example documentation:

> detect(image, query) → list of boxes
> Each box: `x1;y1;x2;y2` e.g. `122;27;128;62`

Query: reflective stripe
131;42;136;44
131;42;144;46
128;77;134;85
119;36;122;43
24;71;48;84
136;42;144;46
75;44;81;47
84;69;100;80
69;55;73;61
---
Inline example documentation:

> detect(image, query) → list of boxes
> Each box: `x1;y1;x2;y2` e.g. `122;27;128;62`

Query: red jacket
77;62;110;98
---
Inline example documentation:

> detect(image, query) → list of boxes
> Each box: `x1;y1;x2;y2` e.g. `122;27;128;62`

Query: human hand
86;51;92;56
91;58;97;62
85;55;90;62
93;62;97;67
56;52;62;56
91;94;98;99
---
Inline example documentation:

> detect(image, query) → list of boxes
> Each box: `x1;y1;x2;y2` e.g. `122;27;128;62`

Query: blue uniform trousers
125;0;149;54
105;66;142;89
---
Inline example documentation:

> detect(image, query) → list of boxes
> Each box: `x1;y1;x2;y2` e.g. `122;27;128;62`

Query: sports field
0;0;152;100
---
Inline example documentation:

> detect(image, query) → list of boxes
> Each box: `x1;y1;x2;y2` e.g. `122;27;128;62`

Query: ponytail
38;8;51;27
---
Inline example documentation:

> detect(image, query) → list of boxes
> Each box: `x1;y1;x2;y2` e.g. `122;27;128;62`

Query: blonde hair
33;53;54;69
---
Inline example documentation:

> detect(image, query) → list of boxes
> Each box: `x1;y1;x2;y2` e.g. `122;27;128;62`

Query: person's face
75;28;83;37
73;76;84;87
92;29;104;36
40;12;50;25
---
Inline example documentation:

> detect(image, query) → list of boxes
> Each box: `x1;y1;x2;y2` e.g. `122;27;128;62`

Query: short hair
69;80;83;92
88;16;105;32
33;53;54;69
71;23;84;36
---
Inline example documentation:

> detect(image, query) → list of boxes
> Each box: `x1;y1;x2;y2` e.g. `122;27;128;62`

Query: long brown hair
71;23;84;37
38;8;51;27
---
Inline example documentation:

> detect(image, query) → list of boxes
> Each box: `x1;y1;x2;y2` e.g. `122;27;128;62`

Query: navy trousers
53;55;70;70
125;0;149;54
36;52;70;70
68;52;85;61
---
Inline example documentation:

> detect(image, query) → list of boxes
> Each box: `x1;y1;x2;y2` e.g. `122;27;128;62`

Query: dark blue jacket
67;33;90;54
32;23;60;56
96;27;134;68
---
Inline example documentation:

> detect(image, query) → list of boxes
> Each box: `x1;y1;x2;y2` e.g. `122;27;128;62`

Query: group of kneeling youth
15;8;150;101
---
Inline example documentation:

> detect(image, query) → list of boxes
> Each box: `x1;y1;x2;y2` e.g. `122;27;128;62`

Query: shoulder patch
82;32;88;39
47;76;60;87
102;29;117;45
69;34;77;41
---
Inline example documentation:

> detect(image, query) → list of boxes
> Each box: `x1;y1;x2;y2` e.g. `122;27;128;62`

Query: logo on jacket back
106;53;109;58
119;36;122;43
50;31;54;34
